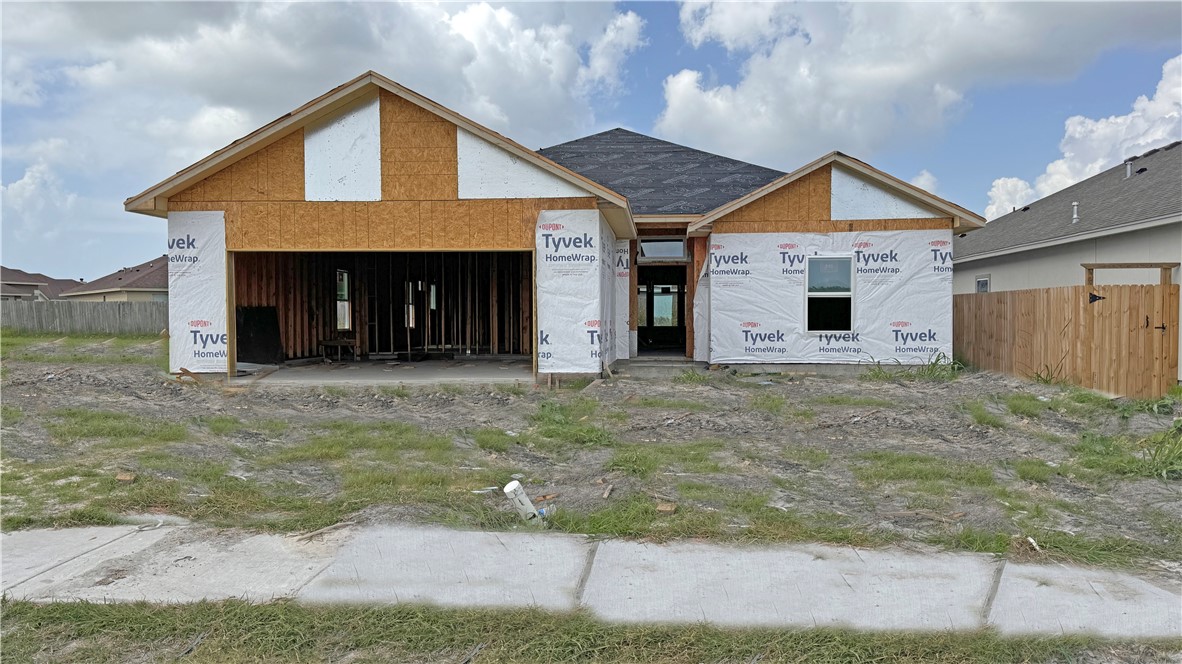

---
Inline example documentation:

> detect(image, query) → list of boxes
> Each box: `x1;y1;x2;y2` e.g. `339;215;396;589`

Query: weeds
749;394;785;415
494;383;526;397
377;385;410;399
1;404;22;425
607;440;725;478
863;353;963;382
1139;421;1182;480
672;369;709;384
1010;459;1055;483
472;428;517;453
529;399;612;446
46;408;187;447
965;401;1005;428
854;451;995;488
1004;393;1048;419
629;396;708;411
811;395;895;408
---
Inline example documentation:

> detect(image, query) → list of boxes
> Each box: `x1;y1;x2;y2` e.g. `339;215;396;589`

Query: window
651;285;680;327
637;239;687;263
335;269;352;331
975;276;990;293
806;256;853;332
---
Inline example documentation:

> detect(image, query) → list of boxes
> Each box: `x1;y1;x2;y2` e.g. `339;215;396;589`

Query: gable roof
955;141;1182;262
125;71;632;226
0;266;82;299
62;255;168;297
688;152;985;233
539;128;784;215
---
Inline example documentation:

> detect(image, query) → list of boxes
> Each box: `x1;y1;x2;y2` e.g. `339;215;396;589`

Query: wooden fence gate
954;282;1179;399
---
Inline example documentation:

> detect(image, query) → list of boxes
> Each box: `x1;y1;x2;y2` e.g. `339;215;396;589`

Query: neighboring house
61;255;169;302
0;267;81;301
125;71;983;376
953;141;1181;380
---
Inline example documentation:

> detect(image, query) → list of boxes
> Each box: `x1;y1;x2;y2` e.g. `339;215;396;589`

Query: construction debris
115;472;137;484
533;493;560;503
656;501;677;514
602;484;613;499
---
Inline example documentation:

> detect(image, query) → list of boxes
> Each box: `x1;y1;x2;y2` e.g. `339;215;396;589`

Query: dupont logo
852;241;873;249
777;242;799;250
539;223;564;231
929;240;950;247
740;321;761;328
584;320;600;328
891;321;912;328
710;244;724;251
189;320;211;328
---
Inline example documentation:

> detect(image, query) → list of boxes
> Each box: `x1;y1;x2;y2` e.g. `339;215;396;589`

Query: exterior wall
954;222;1182;381
953;223;1182;293
65;291;167;302
168;89;598;252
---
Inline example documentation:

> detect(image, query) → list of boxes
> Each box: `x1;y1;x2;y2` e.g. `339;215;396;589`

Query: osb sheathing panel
213;197;597;251
380;90;459;201
170;131;305;204
713;165;951;233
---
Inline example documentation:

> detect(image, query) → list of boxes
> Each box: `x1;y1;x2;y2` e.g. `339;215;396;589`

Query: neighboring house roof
124;71;634;238
955;141;1182;263
0;266;82;299
62;255;169;297
539;128;785;215
688;151;986;232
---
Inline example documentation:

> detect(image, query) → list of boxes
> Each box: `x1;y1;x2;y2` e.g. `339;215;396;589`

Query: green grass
1;332;166;368
1004;393;1048;418
529;398;613;446
376;385;410;399
929;527;1163;568
197;415;244;436
46;408;187;447
811;395;896;408
321;386;348;397
854;451;995;488
494;382;526;396
1010;458;1055;483
965;400;1005;428
781;445;829;467
439;383;467;395
473;428;517;453
863;354;964;382
749;394;785;415
629;396;709;411
607;440;725;479
1;403;22;425
1074;423;1182;480
672;369;709;384
267;420;453;464
8;599;1166;664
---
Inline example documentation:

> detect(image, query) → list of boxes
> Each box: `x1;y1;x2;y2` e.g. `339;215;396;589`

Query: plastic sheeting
535;209;607;374
167;211;228;373
709;230;953;364
598;216;617;367
692;258;710;362
614;240;631;361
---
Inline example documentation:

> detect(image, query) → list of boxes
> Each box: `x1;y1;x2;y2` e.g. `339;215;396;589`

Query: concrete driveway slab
2;526;142;592
988;563;1182;638
581;540;996;631
298;525;590;610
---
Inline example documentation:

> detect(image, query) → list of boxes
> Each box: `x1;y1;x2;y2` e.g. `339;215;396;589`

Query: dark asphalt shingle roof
63;255;168;296
0;266;82;299
540;129;785;215
955;141;1182;260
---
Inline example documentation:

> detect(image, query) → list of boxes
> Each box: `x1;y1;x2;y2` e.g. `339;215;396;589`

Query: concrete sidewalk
2;523;1179;638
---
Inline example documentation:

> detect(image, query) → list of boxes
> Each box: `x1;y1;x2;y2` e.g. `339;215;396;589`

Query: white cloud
1;2;647;277
985;54;1181;220
659;2;1181;170
910;170;938;194
984;177;1038;221
1;161;77;242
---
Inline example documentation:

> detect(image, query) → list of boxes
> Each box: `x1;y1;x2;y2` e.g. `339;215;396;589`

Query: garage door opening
233;251;533;364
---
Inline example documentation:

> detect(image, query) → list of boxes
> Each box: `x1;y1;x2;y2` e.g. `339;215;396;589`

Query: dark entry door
637;265;686;352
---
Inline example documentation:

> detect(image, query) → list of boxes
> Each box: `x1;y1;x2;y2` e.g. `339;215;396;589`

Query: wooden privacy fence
1;301;167;336
954;284;1179;399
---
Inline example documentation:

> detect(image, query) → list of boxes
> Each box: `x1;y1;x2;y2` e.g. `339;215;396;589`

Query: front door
636;265;686;353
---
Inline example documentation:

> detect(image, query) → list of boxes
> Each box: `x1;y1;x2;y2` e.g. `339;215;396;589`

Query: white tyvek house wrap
693;260;710;362
168;211;228;373
598;218;617;367
614;240;631;361
304;93;381;201
830;165;939;220
709;230;953;364
457;128;587;199
536;210;604;374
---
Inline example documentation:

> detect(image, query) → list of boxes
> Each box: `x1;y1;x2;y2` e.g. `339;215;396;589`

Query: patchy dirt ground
2;335;1180;578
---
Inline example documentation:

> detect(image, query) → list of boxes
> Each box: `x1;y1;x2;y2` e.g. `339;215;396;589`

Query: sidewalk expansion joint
574;540;600;606
981;558;1007;624
4;527;141;594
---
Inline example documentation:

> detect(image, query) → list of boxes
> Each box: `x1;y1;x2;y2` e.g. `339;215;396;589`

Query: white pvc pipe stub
504;480;543;526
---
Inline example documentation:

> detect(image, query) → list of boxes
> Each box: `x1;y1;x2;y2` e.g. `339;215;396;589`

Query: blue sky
2;2;1180;280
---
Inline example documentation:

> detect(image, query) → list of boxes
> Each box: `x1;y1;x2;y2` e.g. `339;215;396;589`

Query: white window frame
975;275;990;293
636;237;688;264
805;255;854;333
335;269;352;331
